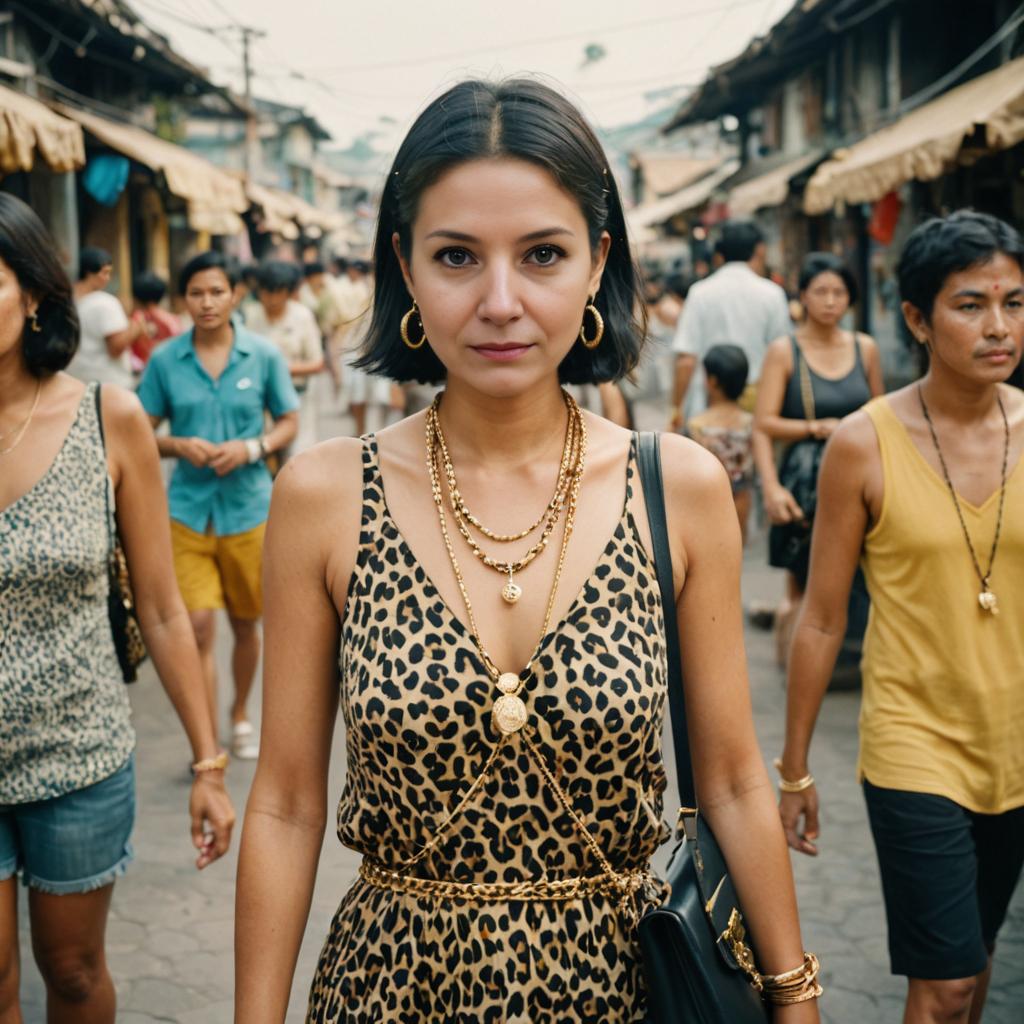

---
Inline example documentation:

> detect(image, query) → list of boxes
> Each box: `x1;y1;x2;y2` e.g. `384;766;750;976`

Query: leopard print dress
307;435;670;1023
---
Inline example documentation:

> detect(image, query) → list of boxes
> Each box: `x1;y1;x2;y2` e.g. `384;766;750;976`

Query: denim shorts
0;754;135;895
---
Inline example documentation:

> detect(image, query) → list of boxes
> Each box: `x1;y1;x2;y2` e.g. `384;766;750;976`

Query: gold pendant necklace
428;394;583;604
918;385;1009;615
426;394;587;736
0;381;43;457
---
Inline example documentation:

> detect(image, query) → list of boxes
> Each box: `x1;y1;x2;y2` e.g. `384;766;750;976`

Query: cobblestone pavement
16;388;1023;1022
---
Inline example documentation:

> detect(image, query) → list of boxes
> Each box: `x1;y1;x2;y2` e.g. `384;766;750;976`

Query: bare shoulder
659;430;733;509
855;331;879;351
764;334;794;366
272;436;364;518
98;381;149;432
268;436;366;604
827;405;881;468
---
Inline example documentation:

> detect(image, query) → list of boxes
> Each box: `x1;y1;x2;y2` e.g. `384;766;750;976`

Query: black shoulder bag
94;384;148;683
635;431;769;1024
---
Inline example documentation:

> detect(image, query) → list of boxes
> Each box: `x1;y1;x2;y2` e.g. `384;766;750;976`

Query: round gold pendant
979;590;999;615
497;672;520;694
501;581;523;604
492;693;528;735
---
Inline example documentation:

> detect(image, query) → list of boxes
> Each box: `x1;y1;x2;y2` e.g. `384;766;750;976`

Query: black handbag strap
635;431;696;811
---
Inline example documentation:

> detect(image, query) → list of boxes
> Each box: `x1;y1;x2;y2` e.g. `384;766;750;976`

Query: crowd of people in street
0;75;1021;1024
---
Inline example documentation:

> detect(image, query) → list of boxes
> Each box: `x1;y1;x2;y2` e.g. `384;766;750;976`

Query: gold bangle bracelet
760;952;823;1006
773;757;815;793
191;752;229;774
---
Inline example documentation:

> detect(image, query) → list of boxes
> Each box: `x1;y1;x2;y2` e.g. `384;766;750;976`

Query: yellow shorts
170;520;266;620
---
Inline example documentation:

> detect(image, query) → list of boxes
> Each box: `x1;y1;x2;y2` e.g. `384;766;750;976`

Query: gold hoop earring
579;300;604;350
400;301;427;350
29;312;41;333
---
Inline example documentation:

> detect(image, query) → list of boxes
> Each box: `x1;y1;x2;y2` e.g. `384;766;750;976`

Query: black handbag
94;384;147;683
635;431;769;1024
768;342;824;582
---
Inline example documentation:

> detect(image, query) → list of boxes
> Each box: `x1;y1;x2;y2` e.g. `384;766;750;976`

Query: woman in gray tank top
753;253;885;663
0;195;234;1023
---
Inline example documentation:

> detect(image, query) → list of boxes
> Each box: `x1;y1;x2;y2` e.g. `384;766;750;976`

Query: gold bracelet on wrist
773;757;815;793
191;751;229;775
759;951;823;1006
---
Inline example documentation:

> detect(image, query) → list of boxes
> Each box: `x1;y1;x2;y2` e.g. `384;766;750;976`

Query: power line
305;0;776;76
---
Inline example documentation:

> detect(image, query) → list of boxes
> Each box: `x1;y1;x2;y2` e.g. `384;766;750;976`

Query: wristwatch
258;435;271;459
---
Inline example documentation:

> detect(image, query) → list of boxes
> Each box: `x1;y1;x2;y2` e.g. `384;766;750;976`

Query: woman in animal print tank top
236;79;819;1024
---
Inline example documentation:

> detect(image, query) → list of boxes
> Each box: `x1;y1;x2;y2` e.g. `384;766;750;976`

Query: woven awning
805;57;1024;215
247;180;329;235
627;160;740;233
728;151;824;215
0;85;84;174
56;104;247;231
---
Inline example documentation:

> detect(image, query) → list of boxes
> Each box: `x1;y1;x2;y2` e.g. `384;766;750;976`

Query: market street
15;393;1024;1023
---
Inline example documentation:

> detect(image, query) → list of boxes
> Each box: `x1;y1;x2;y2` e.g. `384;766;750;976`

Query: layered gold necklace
0;381;43;457
425;391;587;736
426;391;584;604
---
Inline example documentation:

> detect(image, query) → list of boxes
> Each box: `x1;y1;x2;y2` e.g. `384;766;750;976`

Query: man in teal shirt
138;251;299;759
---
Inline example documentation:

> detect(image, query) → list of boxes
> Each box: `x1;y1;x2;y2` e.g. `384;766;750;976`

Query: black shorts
863;779;1024;979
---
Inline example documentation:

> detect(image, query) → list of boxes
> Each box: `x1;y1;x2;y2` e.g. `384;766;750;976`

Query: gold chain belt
359;857;660;924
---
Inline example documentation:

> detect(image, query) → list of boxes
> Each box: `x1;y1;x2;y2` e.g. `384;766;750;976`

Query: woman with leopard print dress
236;80;819;1024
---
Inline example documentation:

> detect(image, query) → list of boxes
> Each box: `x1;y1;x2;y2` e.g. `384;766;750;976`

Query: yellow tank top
860;397;1024;813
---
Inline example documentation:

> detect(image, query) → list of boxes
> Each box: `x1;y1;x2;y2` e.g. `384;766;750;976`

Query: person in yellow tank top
776;211;1024;1024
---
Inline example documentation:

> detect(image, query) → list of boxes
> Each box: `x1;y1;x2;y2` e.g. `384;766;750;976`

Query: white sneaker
231;720;259;760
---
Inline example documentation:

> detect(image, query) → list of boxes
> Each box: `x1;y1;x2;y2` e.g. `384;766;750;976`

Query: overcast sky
132;0;793;149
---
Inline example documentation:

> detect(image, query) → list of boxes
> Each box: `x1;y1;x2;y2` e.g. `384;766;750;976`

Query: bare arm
234;440;362;1022
662;435;818;1017
754;337;817;443
753;339;806;525
778;413;877;856
102;386;234;867
105;319;144;358
859;334;885;398
597;382;630;428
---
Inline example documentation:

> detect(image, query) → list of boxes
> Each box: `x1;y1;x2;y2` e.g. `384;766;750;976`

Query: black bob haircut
898;210;1024;321
798;251;859;306
0;193;79;378
716;220;764;264
132;271;168;305
257;260;300;293
178;251;239;296
703;344;749;402
78;246;112;279
356;78;646;385
304;261;325;277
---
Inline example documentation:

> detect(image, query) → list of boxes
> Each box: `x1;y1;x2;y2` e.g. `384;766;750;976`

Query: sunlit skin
779;251;1024;1024
800;270;849;328
394;158;610;403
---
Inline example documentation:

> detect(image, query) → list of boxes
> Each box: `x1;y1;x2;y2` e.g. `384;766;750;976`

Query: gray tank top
0;382;135;804
780;334;872;421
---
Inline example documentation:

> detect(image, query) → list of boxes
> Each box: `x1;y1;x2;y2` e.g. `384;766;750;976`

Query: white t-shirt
69;291;132;388
246;300;322;392
672;262;793;416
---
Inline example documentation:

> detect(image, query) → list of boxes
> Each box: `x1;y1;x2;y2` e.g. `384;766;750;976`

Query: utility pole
235;25;266;179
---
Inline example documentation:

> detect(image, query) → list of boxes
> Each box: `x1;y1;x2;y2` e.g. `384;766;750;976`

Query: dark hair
178;251;239;295
703;343;749;401
79;246;112;280
798;252;859;306
257;260;299;293
716;221;764;263
132;270;168;305
304;261;325;278
663;273;691;302
332;256;349;274
357;77;645;385
898;210;1024;321
0;194;79;378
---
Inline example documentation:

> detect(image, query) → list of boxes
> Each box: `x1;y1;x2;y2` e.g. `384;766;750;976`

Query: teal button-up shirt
137;326;299;536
